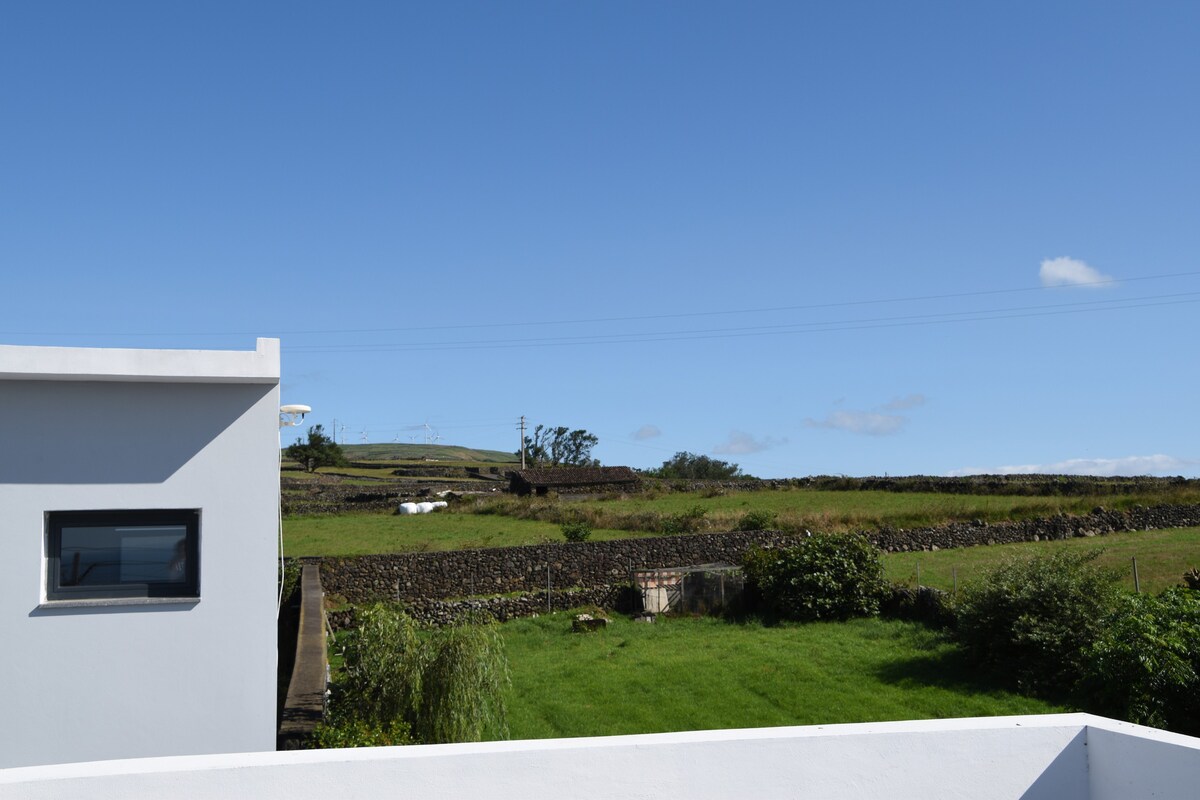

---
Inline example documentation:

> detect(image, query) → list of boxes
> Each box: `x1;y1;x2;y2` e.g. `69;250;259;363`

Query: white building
0;339;281;769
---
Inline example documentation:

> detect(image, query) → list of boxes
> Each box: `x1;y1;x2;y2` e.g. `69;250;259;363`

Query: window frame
45;509;201;602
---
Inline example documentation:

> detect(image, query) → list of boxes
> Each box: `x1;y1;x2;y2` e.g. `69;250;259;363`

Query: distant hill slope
334;443;520;464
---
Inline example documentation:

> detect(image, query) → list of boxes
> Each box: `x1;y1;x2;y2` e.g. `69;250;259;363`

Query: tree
647;451;744;479
285;424;348;473
518;424;599;467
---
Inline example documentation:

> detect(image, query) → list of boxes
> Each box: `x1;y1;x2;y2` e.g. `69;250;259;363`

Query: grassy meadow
499;612;1064;740
884;525;1200;595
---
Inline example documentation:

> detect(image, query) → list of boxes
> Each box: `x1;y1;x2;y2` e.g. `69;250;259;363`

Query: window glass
47;511;199;600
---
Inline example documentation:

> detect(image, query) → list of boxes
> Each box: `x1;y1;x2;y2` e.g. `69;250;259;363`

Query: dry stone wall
316;530;793;605
315;504;1200;608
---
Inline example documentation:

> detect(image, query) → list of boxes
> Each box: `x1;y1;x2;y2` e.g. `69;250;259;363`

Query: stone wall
865;503;1200;552
314;504;1200;608
316;529;794;605
327;584;638;629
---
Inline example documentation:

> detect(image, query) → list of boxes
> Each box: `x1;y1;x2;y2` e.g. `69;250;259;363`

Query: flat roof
0;338;279;384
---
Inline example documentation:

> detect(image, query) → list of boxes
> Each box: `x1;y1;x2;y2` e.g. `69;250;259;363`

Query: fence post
547;563;552;613
1132;556;1141;594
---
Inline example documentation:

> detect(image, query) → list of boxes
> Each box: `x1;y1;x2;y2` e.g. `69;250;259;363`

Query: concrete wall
0;340;280;768
8;714;1194;800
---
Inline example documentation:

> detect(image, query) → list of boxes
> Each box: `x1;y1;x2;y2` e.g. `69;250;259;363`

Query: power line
281;291;1200;354
3;269;1198;338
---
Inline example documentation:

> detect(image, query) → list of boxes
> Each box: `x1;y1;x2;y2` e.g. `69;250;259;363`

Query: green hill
334;443;520;465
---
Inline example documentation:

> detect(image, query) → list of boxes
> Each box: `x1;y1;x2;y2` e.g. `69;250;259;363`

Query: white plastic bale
398;502;420;515
417;502;435;513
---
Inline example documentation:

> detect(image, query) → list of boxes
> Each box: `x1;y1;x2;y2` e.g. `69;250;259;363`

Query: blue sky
3;2;1197;478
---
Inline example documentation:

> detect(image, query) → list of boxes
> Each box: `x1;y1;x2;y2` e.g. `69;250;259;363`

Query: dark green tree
519;424;599;467
648;451;744;479
285;424;348;473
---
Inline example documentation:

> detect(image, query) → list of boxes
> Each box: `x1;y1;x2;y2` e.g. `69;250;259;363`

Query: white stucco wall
1;715;1163;800
0;340;280;769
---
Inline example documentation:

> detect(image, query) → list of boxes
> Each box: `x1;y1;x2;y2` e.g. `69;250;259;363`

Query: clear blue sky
3;2;1197;478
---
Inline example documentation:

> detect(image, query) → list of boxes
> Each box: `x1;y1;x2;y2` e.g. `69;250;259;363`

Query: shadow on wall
1019;729;1088;799
0;381;275;485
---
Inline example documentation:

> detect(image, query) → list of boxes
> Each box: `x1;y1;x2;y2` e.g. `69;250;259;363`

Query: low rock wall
315;504;1200;607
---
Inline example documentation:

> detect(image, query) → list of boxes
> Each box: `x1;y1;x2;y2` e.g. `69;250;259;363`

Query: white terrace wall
0;339;280;769
3;715;1197;800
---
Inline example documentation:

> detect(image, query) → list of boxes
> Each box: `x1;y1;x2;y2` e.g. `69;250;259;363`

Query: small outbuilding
509;466;640;496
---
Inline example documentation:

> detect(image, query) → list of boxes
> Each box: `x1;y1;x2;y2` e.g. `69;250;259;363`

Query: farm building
0;339;281;768
509;466;640;496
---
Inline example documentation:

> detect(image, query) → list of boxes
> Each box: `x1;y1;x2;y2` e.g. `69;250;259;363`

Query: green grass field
283;512;651;557
884;525;1200;595
475;487;1200;536
499;613;1064;740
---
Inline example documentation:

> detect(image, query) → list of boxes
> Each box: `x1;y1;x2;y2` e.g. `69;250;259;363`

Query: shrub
328;604;510;745
735;509;777;531
309;719;414;748
561;521;592;542
338;603;424;729
660;504;707;535
955;550;1121;696
416;618;511;743
741;534;889;622
1079;587;1200;734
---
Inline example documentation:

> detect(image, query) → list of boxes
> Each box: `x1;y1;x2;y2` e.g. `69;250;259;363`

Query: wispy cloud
881;393;926;411
805;410;907;436
948;454;1194;477
805;394;926;436
1039;256;1115;288
713;430;785;455
631;424;661;441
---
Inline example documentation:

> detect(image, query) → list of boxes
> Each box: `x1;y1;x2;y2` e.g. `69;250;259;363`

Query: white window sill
37;597;200;609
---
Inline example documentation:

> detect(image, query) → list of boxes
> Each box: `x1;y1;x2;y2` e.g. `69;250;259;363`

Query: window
46;509;199;601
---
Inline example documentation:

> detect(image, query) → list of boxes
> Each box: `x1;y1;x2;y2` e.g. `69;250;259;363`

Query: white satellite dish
279;404;312;428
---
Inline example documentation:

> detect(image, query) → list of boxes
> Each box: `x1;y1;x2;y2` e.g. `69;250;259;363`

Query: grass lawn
500;613;1064;740
884;526;1200;595
517;487;1200;534
283;512;648;557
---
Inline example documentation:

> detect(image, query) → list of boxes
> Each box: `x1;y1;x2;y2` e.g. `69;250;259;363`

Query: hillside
330;442;519;465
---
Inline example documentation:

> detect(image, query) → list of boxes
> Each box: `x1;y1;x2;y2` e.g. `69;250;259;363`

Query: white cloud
713;430;785;455
631;424;661;441
948;454;1194;477
1039;256;1114;288
882;393;926;411
805;410;907;436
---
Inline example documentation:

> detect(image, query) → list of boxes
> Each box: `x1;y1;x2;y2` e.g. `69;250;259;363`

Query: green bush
338;603;424;728
326;604;510;745
660;504;707;534
955;550;1121;696
1079;587;1200;734
417;619;511;743
735;509;777;531
309;719;414;748
561;521;592;542
742;534;889;621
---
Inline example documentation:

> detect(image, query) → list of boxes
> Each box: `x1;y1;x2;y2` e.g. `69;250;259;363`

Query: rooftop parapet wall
0;337;279;383
3;714;1198;800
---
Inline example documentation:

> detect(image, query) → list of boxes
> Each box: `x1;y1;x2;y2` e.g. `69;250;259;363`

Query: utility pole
519;415;527;469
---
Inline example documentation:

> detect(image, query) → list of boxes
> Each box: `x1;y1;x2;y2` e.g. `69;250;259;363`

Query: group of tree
646;451;745;480
285;424;348;473
519;424;599;467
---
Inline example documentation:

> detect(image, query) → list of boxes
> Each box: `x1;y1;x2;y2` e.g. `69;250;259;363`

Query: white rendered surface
0;340;281;768
6;714;1196;800
0;337;279;383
